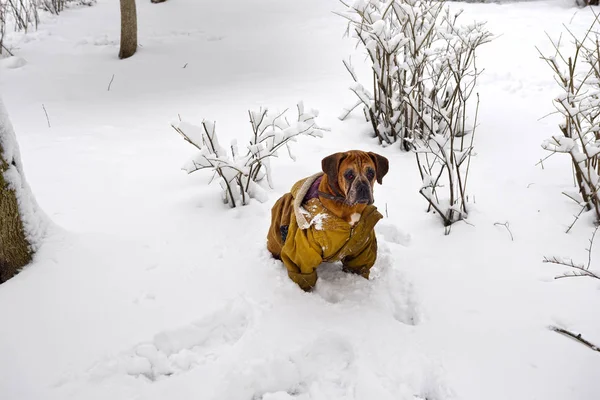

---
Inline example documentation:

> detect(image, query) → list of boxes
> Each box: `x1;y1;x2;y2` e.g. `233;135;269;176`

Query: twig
543;225;600;280
107;74;115;91
586;225;599;269
565;204;587;234
339;100;363;121
342;58;358;82
543;256;585;268
549;326;600;353
419;188;452;227
42;104;50;128
459;219;475;227
553;271;597;280
494;221;514;241
1;43;14;56
569;10;579;25
536;157;546;169
562;191;582;205
183;63;188;68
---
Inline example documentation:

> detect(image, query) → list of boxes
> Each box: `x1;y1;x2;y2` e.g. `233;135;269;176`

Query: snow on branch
537;14;600;227
549;326;600;353
172;102;327;208
338;0;492;232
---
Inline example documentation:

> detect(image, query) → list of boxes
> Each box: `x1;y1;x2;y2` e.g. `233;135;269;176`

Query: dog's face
321;150;389;206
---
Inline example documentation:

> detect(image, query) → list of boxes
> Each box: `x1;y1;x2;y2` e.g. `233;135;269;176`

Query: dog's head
321;150;389;206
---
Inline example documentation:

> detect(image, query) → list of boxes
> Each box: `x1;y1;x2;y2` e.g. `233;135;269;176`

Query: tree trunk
0;101;34;283
0;157;31;283
119;0;138;59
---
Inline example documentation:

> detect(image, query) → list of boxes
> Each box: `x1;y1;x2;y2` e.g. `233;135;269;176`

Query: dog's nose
357;183;371;200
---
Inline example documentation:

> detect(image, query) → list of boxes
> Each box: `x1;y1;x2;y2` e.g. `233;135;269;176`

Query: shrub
172;102;327;208
537;15;600;229
339;0;491;231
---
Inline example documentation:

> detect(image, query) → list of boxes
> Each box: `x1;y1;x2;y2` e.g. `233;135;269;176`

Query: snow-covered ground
1;0;599;399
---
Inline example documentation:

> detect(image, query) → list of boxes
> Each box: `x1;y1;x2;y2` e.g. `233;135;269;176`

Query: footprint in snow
224;333;449;400
76;35;118;47
313;247;421;326
222;333;357;400
87;298;252;381
375;250;422;326
376;220;411;246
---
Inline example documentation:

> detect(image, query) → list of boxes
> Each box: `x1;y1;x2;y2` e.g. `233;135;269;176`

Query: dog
267;150;389;291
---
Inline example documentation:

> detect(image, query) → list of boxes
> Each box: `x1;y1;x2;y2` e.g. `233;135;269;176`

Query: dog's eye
344;170;355;181
366;168;375;181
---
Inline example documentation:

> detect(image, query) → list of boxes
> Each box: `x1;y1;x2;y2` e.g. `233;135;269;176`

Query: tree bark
0;97;47;283
119;0;138;59
0;130;32;284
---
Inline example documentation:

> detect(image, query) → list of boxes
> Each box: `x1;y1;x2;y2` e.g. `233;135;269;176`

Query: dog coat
267;173;383;291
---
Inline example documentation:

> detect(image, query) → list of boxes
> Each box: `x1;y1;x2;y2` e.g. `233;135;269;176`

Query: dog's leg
341;233;378;280
341;265;370;279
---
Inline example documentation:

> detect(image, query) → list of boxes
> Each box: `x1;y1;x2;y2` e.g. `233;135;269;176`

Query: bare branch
587;225;599;270
494;221;514;241
107;74;115;91
339;100;364;121
42;104;50;128
549;326;600;353
543;226;600;280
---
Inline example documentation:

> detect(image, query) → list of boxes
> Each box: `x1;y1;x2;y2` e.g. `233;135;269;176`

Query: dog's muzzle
355;182;373;204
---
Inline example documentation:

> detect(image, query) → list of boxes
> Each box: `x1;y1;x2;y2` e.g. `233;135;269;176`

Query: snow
1;1;600;400
0;56;27;69
311;213;328;230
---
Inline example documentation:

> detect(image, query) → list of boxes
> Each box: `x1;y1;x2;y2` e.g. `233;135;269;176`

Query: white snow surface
1;1;600;399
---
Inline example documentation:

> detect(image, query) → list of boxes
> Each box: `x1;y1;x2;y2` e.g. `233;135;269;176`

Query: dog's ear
368;152;389;184
322;152;347;194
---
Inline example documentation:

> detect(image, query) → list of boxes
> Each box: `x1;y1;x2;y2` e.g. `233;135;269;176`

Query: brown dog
267;150;389;291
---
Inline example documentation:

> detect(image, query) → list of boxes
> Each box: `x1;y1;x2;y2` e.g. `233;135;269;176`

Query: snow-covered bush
415;10;491;230
39;0;66;14
338;0;444;150
0;4;5;55
538;17;600;228
576;0;599;7
35;0;94;15
0;0;95;55
0;0;38;37
1;0;36;56
339;0;491;230
172;102;327;208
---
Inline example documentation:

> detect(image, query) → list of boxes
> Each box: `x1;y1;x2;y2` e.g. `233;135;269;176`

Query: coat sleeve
342;231;377;279
280;221;324;291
